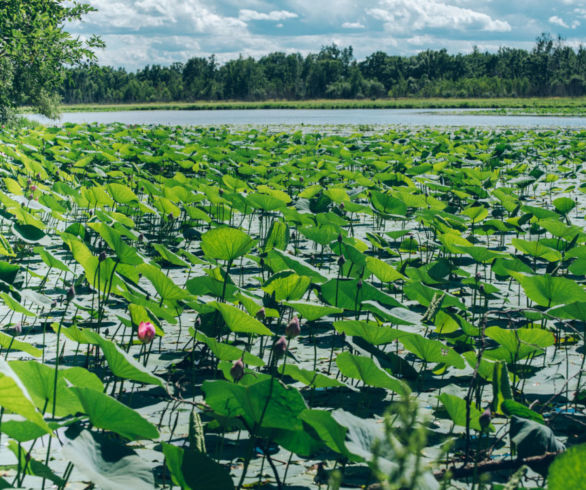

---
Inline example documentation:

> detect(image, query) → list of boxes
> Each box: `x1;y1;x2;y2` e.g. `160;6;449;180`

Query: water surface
26;108;586;128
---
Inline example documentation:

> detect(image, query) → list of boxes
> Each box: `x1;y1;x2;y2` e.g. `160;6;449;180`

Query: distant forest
61;34;586;104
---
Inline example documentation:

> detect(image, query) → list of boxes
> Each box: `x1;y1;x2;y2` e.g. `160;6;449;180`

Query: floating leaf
438;393;486;432
201;227;254;262
71;387;159;441
510;416;565;461
336;352;409;395
213;302;273;336
279;364;345;389
62;426;155;490
400;333;465;369
512;273;586;307
262;271;311;301
284;301;342;321
203;378;306;431
163;443;234;490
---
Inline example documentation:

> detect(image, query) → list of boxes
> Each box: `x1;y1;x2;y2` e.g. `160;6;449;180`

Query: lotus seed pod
138;321;156;344
286;315;300;339
98;251;107;262
337;255;346;267
230;358;245;382
256;307;266;321
66;286;75;301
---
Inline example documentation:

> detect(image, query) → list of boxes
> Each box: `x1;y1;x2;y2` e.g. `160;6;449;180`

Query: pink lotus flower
138;321;156;344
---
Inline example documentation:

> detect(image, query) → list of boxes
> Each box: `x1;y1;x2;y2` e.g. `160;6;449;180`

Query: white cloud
65;0;585;70
239;9;298;21
85;0;247;33
367;0;511;33
342;22;366;29
549;15;569;28
549;15;580;29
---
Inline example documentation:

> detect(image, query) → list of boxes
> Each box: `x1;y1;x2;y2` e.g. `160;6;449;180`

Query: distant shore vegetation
60;34;586;106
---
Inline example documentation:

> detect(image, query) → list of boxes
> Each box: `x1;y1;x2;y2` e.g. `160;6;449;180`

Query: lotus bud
51;300;57;308
337;233;343;244
256;307;266;321
337;255;346;267
98;251;107;262
36;173;41;180
357;279;363;289
286;316;300;339
138;233;144;242
138;321;156;344
195;316;201;327
14;322;22;334
66;286;75;301
259;257;265;267
30;185;37;192
274;336;287;357
230;358;245;382
28;194;33;200
167;212;174;221
27;178;31;187
340;202;345;210
475;272;482;281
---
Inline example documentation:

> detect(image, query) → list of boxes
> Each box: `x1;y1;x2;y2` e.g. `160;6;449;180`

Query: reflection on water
26;108;586;128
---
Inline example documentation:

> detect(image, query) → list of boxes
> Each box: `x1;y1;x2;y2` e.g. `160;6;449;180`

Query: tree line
61;34;586;104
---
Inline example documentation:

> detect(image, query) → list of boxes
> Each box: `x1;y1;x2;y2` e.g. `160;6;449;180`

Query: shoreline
19;96;586;115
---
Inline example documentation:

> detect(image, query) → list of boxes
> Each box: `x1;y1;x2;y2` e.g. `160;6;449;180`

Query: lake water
26;108;586;128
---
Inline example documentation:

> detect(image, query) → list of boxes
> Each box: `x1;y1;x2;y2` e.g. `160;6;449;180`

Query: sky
69;0;586;70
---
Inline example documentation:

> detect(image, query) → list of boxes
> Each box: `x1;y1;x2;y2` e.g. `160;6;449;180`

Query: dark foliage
61;34;586;104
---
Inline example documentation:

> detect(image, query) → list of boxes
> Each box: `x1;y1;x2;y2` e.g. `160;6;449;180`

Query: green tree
0;0;102;123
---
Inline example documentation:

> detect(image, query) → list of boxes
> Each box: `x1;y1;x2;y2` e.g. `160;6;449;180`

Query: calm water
26;108;586;128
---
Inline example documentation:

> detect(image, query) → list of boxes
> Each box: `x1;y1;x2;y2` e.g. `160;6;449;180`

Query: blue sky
69;0;586;70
